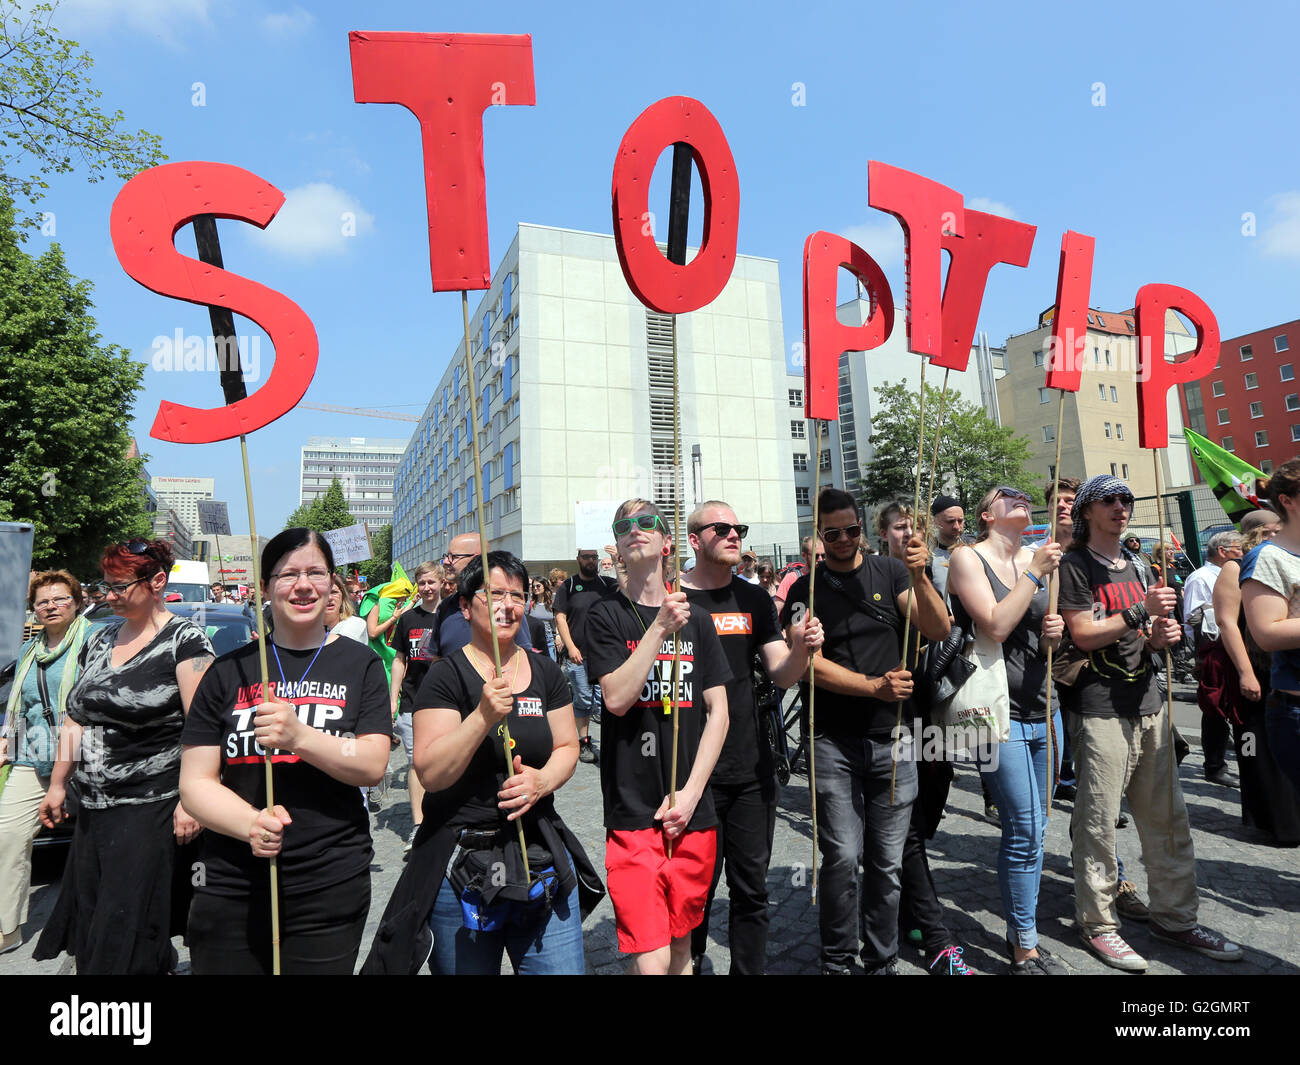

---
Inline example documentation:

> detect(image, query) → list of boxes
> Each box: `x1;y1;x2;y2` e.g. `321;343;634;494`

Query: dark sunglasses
822;524;862;543
1099;494;1134;507
125;539;160;560
612;514;666;537
695;521;749;539
994;487;1032;504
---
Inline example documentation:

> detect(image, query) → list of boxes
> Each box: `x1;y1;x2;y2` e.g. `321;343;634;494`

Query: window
1293;426;1300;443
1110;463;1118;476
1097;315;1107;328
1122;463;1130;478
1223;436;1234;452
1033;350;1044;367
1042;425;1056;442
1109;386;1118;402
1040;387;1051;404
1217;409;1230;425
1245;372;1259;390
795;487;810;506
1212;381;1225;397
1285;364;1296;382
788;388;803;407
1093;345;1100;366
1256;430;1269;447
1276;335;1290;353
1116;423;1124;440
1241;344;1253;361
1251;401;1264;419
820;450;832;470
1087;315;1096;326
1262;459;1275;475
791;420;806;439
1104;422;1112;438
793;453;808;472
1049;464;1057;479
1288;394;1300;412
1097;383;1106;401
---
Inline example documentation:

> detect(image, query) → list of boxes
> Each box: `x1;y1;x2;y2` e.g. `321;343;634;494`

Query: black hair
458;550;529;603
261;527;336;584
817;487;859;523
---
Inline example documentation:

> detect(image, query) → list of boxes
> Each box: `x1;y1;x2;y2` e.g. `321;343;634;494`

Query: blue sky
25;0;1300;534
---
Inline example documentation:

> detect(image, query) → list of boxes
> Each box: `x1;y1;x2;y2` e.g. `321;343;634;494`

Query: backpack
775;559;808;587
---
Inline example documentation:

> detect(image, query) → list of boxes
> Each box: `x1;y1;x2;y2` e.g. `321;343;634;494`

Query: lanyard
269;638;327;702
623;593;674;717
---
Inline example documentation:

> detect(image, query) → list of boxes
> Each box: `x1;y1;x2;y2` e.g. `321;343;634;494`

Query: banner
196;500;232;535
575;501;622;551
323;522;373;565
1183;428;1267;527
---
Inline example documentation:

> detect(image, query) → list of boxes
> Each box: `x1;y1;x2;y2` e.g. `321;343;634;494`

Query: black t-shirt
427;595;533;658
684;577;783;786
1057;548;1160;718
393;603;439;712
181;637;392;896
780;558;911;736
553;574;619;659
414;650;573;830
585;596;732;831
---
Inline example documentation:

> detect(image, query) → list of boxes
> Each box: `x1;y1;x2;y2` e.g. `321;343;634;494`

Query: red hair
100;539;173;581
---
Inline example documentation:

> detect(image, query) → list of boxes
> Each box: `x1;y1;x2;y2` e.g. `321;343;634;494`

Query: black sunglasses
125;539;160;560
1099;494;1134;507
695;521;749;539
822;524;862;543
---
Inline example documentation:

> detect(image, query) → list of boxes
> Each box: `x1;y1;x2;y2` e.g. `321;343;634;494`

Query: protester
756;559;777;597
554;548;618;765
928;494;966;601
1185;532;1245;786
180;528;390;975
1242;461;1300;800
210;582;225;604
34;540;213;974
737;551;760;584
526;577;558;661
781;487;949;975
1043;478;1082;801
1210;511;1300;843
681;500;823;974
948;487;1067;974
585;499;731;974
0;571;89;955
773;535;824;615
390;562;443;851
427;534;534;659
1058;475;1241;970
326;573;369;645
81;584;106;615
873;500;970;974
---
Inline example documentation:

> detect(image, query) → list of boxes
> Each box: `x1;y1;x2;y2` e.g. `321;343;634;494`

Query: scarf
4;613;89;739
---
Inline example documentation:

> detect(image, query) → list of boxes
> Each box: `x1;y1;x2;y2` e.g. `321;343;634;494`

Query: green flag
1183;428;1266;526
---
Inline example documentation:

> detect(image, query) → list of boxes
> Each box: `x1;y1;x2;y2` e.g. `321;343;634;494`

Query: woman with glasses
34;540;213;974
0;571;89;954
365;551;603;975
326;573;369;645
179;528;391;974
527;577;558;661
948;486;1067;974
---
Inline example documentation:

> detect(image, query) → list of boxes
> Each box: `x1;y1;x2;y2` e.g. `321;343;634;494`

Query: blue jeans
565;661;599;719
815;729;916;971
1266;693;1300;799
978;713;1062;951
429;871;585;975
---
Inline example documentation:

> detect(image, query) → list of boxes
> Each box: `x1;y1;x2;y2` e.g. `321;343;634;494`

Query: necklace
1088;546;1123;571
623;592;674;717
465;643;521;690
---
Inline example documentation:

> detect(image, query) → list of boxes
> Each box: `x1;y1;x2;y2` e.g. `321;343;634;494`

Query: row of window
1215;393;1300;424
793;452;833;472
1209;365;1294;399
1034;345;1114;368
1237;336;1289;361
395;485;521;559
1221;428;1298;452
1040;422;1125;441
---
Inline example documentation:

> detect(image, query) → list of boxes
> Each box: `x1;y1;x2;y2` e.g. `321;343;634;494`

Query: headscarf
1069;475;1134;531
3;613;90;740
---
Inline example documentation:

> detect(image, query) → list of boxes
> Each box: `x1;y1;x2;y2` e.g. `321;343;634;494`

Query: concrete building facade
299;436;405;531
151;476;213;535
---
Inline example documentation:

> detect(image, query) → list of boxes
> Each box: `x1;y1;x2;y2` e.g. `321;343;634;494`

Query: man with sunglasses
555;548;620;764
1057;475;1241;970
780;487;949;975
679;501;824;974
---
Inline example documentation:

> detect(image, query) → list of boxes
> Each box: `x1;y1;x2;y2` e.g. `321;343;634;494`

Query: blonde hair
414;561;443;582
329;573;356;619
874;502;914;537
615;498;669;578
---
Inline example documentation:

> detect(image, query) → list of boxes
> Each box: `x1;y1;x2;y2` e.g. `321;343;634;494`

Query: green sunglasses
612;513;666;537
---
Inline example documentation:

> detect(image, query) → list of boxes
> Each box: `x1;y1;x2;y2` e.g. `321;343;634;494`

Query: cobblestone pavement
6;688;1298;976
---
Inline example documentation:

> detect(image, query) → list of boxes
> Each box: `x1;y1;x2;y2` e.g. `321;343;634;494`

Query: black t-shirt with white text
415;650;573;830
553;575;619;659
585;596;732;831
182;637;392;896
780;558;911;736
393;603;438;712
684;577;783;786
1057;548;1160;718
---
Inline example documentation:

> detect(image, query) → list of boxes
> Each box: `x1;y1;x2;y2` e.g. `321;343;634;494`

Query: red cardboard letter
867;161;963;357
933;209;1036;372
349;31;535;292
110;161;319;444
612;97;739;314
1135;284;1221;449
1043;231;1096;393
801;231;894;420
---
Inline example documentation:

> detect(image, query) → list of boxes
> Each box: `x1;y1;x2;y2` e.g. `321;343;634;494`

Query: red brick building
1178;318;1300;480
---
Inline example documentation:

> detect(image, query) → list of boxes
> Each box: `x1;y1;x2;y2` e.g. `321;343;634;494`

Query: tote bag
935;622;1010;753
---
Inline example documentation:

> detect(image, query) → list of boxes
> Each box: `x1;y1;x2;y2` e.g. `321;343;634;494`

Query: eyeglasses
443;552;477;563
473;588;528;608
694;521;749;539
821;524;862;543
96;577;147;596
1099;494;1134;507
994;487;1032;504
612;514;666;537
269;569;332;587
577;552;599;561
33;595;74;610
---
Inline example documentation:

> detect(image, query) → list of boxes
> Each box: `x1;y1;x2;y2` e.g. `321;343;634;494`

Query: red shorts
604;827;717;954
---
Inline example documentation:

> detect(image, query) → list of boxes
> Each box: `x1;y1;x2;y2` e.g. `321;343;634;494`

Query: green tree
358;524;391;586
0;1;166;229
858;379;1038;514
284;478;356;535
0;193;151;574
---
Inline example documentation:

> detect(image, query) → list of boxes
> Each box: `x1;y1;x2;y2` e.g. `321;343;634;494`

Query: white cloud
47;0;211;48
261;7;314;36
1261;192;1300;258
249;183;375;257
840;219;904;269
966;196;1018;220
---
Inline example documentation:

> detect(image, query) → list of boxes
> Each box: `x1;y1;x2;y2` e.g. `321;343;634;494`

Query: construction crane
299;402;419;423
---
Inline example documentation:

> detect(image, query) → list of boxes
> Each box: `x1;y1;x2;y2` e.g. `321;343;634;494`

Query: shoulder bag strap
35;663;57;727
815;564;904;638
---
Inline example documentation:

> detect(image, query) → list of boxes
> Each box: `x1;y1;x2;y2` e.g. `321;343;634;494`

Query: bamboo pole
461;291;529;880
1152;450;1178;852
807;418;823;904
665;313;684;859
1042;392;1067;819
914;367;952;670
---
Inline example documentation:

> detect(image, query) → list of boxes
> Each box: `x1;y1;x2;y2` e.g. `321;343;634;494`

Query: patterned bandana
1070;475;1134;529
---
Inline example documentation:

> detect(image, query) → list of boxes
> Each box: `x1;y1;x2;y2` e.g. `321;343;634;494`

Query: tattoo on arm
191;654;214;673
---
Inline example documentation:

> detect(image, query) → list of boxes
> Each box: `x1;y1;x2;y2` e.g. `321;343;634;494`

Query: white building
786;376;843;545
151;476;213;536
392;223;802;574
299;436;406;531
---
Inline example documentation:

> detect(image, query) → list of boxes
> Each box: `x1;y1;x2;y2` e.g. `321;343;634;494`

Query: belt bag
447;836;558;932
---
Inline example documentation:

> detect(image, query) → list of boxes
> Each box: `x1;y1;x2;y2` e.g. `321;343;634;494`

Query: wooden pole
807;418;823;904
1152;449;1178;852
893;357;927;803
461;291;530;880
1042;392;1066;819
914;367;951;670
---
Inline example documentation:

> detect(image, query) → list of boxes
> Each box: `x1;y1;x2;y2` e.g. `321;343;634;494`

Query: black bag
446;835;557;932
922;622;977;705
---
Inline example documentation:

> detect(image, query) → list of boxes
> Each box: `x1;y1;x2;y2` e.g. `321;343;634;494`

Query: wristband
1025;571;1044;590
